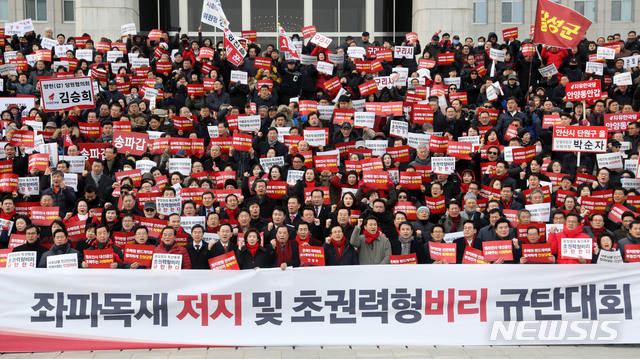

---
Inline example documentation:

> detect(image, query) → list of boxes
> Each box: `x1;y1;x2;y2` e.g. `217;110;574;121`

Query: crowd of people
2;23;640;270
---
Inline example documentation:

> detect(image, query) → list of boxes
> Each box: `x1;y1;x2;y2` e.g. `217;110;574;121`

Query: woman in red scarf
323;225;359;265
272;226;299;270
237;229;274;270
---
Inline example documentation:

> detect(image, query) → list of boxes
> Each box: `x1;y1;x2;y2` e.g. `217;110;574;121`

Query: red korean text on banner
624;244;640;262
394;201;417;220
387;145;411;163
124;244;154;267
112;130;149;156
425;196;446;214
232;133;253;152
389;254;418;264
429;242;457;262
504;124;519;141
462;247;490;264
437;53;454;65
254;57;271;70
565;80;601;101
555;189;577;207
534;0;592;49
358;80;378;96
333;109;355;125
447;141;473;160
399;172;423;190
28;154;49;173
84;249;115;268
512;146;536;165
266;181;287;199
522;244;554;263
604;113;639;132
300;246;325;266
418;59;436;69
324;77;341;93
482;240;513;261
314;154;339;173
298;100;317;116
300;26;317;38
428;135;448;153
362;170;389;190
502;27;518;41
411;104;434;125
173;116;195;132
240;30;257;42
209;251;240;270
10;130;34;147
30;207;60;226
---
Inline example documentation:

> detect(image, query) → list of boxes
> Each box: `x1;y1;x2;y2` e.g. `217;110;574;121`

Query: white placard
237;115;260;132
0;64;17;77
352;99;365;112
303;129;327;147
147;131;164;140
230;70;248;84
259;156;285;172
443;77;461;89
614;72;633;86
18;177;39;196
168;158;192;176
538;63;558;78
300;55;317;66
443;231;464;243
110;62;128;75
121;23;138;36
431;156;455;175
287;170;304;187
143;88;158;101
328;53;344;64
316;61;334;75
354;112;375;128
585;61;604;76
310;33;333;48
365;140;387;157
621;55;640;69
407;132;431;149
597;250;624;264
181;216;206;234
392;67;409;85
596;152;623;170
40;37;57;50
625;159;637;176
3;51;17;63
560;237;593;259
317;105;334;120
58;156;85;174
151;253;182;270
156;197;183;216
207;125;219;138
489;48;506;62
136;159;158;174
6;252;37;269
597;46;616;60
46;253;79;269
54;45;74;59
621;178;640;190
106;51;124;63
374;76;395;90
75;49;93;61
389;120;408;138
394;46;414;59
347;47;366;59
525;203;551;222
130;58;150;69
26;54;36;68
63;173;78;191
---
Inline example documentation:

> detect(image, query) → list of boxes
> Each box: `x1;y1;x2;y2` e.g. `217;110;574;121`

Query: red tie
291;214;295;222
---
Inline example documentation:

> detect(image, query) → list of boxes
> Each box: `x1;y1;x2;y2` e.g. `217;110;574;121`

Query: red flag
534;0;592;49
64;129;73;147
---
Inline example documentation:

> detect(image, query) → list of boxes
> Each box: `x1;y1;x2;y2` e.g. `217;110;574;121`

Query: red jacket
154;242;192;269
541;48;569;79
547;224;592;264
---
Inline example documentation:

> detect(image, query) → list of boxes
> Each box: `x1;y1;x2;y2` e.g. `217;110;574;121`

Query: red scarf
486;139;501;147
246;241;260;256
275;240;292;265
495;173;509;181
364;229;381;244
331;236;346;260
0;211;12;220
226;207;239;219
591;227;605;238
305;180;316;189
295;235;309;247
450;215;461;232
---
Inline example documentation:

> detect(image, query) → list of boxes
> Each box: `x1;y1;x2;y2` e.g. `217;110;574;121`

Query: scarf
0;211;12;220
246;241;260;256
295;235;309;247
364;229;381;244
323;234;341;258
91;171;103;184
398;235;413;255
226;207;239;219
268;138;278;147
275;240;292;266
305;180;316;189
450;215;461;232
52;243;70;255
464;209;477;217
495;173;509;181
591;227;605;238
486;139;501;148
162;242;174;252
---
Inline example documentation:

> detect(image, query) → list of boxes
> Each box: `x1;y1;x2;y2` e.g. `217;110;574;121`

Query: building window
575;1;596;22
612;0;632;22
501;0;523;24
62;0;74;22
313;0;338;32
188;0;241;32
0;0;7;21
340;0;365;32
278;0;304;31
25;0;47;21
473;0;487;24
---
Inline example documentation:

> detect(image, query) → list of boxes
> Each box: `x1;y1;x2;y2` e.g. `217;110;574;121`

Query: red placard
516;223;546;243
112;130;149;156
298;100;318;116
78;122;102;139
425;195;446;214
112;231;135;248
482;240;513;261
84;249;115;268
362;170;388;190
30;206;60;226
502;27;518;41
28;154;49;172
209;251;240;270
399;172;423;190
604;113;640;132
504;124;519;141
359;80;378;96
333;109;355;125
115;169;143;187
449;91;468;105
580;196;609;215
266;181;287;199
566;80;601;101
521;43;535;56
542;114;562;129
522;244;554;263
124;244;154;267
10;130;34;147
254;57;271;70
136;217;168;238
624;244;640;262
393;201;417;220
574;172;596;186
314;154;339;173
0;173;18;193
608;203;636;224
428;135;448;153
447;141;473;160
232;133;253;151
555;189;577;207
155;61;172;74
0;161;12;174
411;104;434;125
512;146;536;165
187;84;205;97
300;246;325;266
429;242;457;262
389;254;418;264
387;145;411;163
437;53;454;65
173;116;195;132
418;59;436;69
324;77;341;92
241;30;257;42
300;25;317;38
8;234;26;250
462;247;489;264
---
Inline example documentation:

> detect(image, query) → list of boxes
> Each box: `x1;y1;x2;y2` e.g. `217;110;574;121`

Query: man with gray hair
409;144;431;167
460;192;484;227
42;170;76;217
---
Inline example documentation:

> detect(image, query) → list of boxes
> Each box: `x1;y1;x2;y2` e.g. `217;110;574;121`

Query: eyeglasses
144;208;155;212
488;152;499;155
398;195;407;199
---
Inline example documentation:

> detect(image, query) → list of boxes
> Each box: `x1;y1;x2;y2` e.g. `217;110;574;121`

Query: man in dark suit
185;225;210;269
208;223;238;258
284;196;303;227
79;159;114;206
197;191;218;217
309;188;331;226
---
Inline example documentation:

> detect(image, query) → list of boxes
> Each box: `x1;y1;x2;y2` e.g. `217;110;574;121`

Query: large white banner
0;265;638;351
39;77;95;112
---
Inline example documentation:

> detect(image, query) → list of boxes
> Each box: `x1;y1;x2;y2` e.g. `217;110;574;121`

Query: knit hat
417;206;430;214
464;192;477;201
